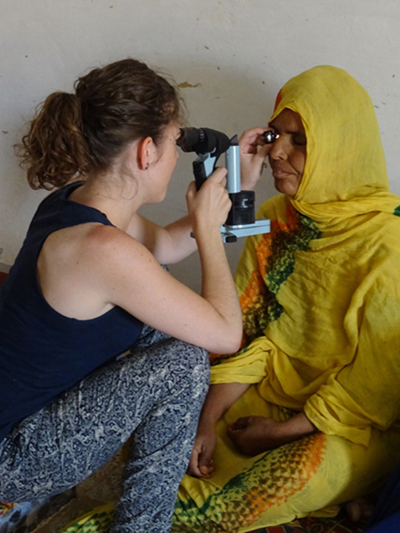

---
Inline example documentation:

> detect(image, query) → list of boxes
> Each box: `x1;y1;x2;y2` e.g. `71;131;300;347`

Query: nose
268;135;289;161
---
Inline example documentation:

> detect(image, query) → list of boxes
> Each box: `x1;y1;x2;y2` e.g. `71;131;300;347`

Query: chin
274;180;298;197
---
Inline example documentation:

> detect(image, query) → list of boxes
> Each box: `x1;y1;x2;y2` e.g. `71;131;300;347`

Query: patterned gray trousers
0;327;209;532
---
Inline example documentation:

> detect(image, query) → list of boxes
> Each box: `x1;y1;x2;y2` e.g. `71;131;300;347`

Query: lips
271;166;293;179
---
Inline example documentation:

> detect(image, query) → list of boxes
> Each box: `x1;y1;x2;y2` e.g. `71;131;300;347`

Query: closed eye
292;135;307;146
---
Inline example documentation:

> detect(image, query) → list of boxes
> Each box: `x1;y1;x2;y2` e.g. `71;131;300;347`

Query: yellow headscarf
270;65;399;229
211;66;400;447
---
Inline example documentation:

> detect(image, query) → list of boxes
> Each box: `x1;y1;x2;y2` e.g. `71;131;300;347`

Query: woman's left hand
228;412;318;456
239;127;272;191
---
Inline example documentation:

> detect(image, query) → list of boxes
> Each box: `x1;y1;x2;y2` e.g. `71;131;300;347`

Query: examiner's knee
172;340;210;401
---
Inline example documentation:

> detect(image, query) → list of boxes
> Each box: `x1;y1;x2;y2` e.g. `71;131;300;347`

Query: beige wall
1;0;400;290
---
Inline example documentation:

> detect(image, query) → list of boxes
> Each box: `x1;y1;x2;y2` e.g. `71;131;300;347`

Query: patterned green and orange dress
173;196;400;532
173;65;400;532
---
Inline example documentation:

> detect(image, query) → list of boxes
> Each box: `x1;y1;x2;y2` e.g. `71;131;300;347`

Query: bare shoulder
42;223;147;266
38;223;154;319
81;223;159;271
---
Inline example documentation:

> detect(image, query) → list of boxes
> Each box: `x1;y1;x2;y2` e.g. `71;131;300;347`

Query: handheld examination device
178;127;272;243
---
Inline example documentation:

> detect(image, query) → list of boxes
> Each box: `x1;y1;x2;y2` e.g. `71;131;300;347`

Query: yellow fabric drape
173;65;400;532
211;65;400;448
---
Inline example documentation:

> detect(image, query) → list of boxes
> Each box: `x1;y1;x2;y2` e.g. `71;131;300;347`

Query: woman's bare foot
346;497;375;523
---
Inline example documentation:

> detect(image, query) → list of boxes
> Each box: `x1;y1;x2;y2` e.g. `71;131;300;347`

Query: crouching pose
0;58;242;533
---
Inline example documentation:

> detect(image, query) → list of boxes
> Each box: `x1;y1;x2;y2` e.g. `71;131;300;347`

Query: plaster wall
1;0;400;291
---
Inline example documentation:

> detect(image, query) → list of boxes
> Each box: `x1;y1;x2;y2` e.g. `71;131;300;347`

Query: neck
70;173;143;230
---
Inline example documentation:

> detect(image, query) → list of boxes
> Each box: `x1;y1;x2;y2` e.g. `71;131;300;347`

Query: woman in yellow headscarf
172;66;400;532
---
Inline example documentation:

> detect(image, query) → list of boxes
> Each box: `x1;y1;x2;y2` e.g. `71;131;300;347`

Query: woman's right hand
186;167;231;236
187;422;217;478
239;127;272;191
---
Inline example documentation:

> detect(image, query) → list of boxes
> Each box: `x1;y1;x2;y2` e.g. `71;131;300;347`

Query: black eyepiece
177;127;231;156
262;130;279;144
177;128;205;152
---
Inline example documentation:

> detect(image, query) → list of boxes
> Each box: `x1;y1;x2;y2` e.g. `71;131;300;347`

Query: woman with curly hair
0;58;242;533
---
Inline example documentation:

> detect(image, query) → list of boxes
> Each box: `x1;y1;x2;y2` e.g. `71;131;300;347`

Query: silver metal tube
225;145;241;193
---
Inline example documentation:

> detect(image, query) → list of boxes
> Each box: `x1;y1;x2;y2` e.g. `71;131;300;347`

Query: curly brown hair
16;59;182;190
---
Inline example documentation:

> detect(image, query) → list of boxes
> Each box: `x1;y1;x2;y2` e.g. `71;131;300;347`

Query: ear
137;136;156;170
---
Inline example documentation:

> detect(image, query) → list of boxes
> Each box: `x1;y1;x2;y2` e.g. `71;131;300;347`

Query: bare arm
127;213;198;265
228;412;317;456
198;382;252;426
104;222;241;353
188;180;240;333
188;383;317;476
188;382;251;478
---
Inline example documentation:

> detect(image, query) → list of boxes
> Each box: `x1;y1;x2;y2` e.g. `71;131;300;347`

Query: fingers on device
177;127;271;243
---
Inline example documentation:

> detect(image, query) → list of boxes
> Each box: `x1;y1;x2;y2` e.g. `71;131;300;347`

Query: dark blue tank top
0;182;143;442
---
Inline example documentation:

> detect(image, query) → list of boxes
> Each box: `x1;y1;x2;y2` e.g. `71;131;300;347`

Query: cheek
293;151;306;178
